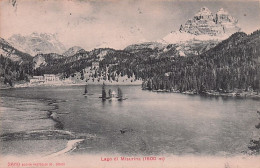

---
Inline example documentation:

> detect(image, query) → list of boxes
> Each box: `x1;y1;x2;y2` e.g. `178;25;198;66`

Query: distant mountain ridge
8;33;66;56
0;37;32;62
125;40;218;57
63;46;85;57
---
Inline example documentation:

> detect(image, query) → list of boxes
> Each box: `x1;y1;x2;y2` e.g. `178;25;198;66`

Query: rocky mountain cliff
215;8;240;34
180;7;240;36
162;7;241;44
8;33;66;56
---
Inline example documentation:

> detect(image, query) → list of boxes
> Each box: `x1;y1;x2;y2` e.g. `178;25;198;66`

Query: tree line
141;31;260;93
0;55;33;86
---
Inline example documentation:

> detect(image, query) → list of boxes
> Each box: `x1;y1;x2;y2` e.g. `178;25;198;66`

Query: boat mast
102;82;106;100
118;87;122;100
108;89;112;98
85;85;88;94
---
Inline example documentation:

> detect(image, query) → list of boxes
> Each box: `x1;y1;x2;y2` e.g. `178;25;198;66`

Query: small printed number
8;162;20;167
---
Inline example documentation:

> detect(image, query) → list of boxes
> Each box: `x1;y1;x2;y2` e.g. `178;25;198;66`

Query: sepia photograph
0;0;260;167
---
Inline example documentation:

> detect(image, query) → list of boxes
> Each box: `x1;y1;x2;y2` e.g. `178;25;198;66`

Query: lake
0;85;259;156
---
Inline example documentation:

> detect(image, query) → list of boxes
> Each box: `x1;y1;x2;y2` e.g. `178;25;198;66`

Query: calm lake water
0;85;259;156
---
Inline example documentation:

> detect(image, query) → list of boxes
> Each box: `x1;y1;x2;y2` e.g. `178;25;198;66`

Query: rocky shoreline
248;111;260;155
148;89;260;99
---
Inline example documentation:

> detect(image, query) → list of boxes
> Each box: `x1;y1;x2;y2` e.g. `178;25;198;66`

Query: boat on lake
83;84;93;96
99;84;127;101
117;87;127;101
83;85;88;95
108;89;117;101
100;83;107;101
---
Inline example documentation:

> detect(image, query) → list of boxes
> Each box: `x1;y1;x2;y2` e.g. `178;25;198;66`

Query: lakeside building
30;74;60;84
44;74;59;83
29;76;45;84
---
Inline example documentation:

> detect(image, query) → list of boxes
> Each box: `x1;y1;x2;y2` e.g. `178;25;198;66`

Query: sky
1;0;260;50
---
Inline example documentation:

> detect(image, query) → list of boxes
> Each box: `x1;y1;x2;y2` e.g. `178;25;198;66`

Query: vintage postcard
0;0;260;167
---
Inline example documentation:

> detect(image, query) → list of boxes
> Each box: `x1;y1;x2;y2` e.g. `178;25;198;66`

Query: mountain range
0;7;259;93
6;7;240;58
